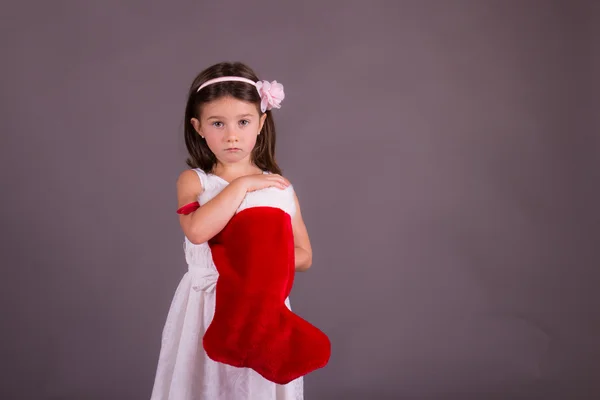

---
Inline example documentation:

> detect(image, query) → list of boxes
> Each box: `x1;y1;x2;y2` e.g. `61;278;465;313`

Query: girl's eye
212;121;223;128
239;120;250;126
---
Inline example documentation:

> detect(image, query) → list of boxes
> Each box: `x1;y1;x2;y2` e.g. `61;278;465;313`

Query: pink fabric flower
256;80;285;113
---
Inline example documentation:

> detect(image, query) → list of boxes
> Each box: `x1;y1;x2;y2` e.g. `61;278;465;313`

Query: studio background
1;1;598;399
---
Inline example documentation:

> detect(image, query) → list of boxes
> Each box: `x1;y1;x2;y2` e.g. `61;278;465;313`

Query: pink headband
196;76;285;113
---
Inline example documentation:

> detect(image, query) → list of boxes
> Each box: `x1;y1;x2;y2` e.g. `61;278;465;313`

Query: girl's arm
291;191;313;272
176;170;249;244
176;170;290;244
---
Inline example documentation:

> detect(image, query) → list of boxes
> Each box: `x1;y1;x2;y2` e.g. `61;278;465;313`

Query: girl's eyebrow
207;114;254;120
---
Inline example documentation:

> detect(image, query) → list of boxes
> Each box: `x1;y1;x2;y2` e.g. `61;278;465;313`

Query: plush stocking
201;206;330;384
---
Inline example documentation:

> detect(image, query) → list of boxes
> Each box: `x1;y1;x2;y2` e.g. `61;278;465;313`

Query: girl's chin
219;150;248;162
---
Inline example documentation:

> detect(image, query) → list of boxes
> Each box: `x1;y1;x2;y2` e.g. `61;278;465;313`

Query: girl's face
191;96;266;166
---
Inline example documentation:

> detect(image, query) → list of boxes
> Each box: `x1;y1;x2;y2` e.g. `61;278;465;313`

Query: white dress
150;168;304;400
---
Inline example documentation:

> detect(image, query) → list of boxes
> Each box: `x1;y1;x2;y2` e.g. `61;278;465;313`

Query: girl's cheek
203;127;218;136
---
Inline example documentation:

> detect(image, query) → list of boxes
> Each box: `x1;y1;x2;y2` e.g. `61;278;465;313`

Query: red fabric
176;201;200;215
204;206;331;384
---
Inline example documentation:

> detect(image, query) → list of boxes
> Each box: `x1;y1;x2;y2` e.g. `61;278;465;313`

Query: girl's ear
258;113;267;134
190;118;204;138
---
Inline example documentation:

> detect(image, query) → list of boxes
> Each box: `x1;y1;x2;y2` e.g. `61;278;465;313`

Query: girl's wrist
230;176;248;194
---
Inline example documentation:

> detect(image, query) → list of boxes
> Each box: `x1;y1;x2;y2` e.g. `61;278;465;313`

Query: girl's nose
225;128;239;142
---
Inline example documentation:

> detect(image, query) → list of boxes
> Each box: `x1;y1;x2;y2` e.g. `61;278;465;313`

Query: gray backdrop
1;1;598;399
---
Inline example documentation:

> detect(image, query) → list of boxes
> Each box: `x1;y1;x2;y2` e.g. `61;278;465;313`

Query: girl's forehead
202;96;258;117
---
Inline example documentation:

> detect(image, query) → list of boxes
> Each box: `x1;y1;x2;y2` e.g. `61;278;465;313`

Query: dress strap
192;168;208;190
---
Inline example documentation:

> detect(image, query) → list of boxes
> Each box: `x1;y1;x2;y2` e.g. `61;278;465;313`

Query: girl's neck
213;161;262;180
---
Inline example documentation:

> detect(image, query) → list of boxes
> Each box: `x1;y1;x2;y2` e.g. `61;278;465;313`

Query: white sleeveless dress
150;169;304;400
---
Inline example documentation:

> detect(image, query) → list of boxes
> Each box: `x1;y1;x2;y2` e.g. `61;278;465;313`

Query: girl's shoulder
177;168;207;191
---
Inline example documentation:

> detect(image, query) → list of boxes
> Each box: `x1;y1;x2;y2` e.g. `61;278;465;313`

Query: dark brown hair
184;61;281;175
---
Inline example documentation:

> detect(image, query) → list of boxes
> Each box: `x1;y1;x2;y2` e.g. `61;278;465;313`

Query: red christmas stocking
203;206;331;384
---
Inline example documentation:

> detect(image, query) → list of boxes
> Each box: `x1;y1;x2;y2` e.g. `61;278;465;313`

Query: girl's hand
235;173;290;192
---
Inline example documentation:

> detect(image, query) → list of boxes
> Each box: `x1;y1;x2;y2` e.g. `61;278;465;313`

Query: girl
150;61;311;400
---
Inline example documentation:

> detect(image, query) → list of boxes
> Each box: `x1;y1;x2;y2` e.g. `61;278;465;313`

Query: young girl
150;62;311;400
